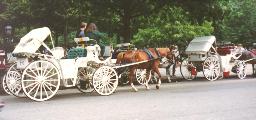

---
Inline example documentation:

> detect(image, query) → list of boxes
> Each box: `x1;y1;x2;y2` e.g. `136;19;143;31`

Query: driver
85;23;106;58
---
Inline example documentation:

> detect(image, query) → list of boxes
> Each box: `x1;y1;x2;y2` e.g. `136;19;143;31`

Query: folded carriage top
13;27;51;54
185;36;216;55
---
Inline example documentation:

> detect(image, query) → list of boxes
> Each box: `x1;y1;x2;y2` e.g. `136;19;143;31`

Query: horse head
157;45;178;62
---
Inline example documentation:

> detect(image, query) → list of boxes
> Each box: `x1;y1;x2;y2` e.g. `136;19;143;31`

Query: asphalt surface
0;77;256;120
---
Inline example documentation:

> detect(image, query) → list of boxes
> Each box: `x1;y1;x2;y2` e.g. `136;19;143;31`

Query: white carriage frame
181;36;246;81
6;27;115;101
181;36;221;81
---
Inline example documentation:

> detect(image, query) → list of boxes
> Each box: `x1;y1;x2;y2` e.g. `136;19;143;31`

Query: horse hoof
146;87;150;90
132;88;138;92
156;85;159;89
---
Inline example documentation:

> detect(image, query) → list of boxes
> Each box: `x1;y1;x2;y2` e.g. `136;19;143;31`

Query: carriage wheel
93;66;118;96
5;63;25;97
21;60;60;101
76;67;94;93
236;61;246;79
203;55;221;81
180;58;196;80
135;69;152;85
2;75;12;95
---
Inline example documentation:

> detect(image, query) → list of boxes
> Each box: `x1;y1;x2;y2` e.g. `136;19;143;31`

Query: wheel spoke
24;81;38;89
33;83;41;98
45;73;58;79
44;81;57;88
42;83;49;98
42;63;49;77
45;79;59;82
28;68;38;78
34;63;40;76
40;84;43;99
44;67;54;78
28;82;39;94
43;82;54;94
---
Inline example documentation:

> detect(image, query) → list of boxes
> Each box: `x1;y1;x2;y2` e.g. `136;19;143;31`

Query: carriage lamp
5;25;12;35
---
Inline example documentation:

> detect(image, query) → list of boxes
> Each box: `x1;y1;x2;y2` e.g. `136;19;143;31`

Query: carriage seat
217;47;234;56
67;48;87;59
51;47;65;59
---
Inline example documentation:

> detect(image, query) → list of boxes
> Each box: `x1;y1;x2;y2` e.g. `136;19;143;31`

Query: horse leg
145;69;151;90
153;66;162;89
129;68;138;92
166;64;172;83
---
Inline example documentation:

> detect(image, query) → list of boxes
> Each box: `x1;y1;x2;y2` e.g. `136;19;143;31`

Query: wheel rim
22;60;60;101
2;75;12;95
6;71;23;96
203;55;221;81
93;66;118;96
76;67;94;93
180;58;196;80
237;61;246;79
5;63;25;97
136;69;151;85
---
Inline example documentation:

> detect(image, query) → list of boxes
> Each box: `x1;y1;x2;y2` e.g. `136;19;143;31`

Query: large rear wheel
21;60;60;101
203;55;221;81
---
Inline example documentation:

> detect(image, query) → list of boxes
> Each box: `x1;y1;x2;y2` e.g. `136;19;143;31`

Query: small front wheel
180;58;196;80
236;61;246;79
93;66;118;96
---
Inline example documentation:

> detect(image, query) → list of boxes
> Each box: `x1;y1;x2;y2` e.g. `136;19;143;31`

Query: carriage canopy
13;27;53;54
185;36;216;55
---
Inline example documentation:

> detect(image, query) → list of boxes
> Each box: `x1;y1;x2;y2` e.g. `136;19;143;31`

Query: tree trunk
122;6;132;43
63;17;68;48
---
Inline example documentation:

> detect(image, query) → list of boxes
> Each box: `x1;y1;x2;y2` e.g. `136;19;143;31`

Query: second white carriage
180;36;246;81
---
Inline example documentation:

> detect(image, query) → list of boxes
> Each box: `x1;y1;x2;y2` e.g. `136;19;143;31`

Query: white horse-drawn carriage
3;27;118;101
180;36;246;81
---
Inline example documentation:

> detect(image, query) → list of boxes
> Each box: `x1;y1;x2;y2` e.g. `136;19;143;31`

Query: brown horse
116;46;176;91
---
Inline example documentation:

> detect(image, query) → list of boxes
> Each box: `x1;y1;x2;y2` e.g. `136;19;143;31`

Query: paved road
0;77;256;120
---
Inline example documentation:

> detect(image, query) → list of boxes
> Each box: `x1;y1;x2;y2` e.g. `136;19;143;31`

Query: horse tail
116;52;125;64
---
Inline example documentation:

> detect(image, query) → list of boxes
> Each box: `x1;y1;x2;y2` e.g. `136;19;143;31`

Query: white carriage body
185;36;216;61
12;27;112;86
7;27;117;101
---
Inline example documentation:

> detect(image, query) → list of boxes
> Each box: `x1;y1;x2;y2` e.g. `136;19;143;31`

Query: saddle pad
143;48;154;60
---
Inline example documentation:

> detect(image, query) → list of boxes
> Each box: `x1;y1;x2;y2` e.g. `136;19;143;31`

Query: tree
132;6;214;49
220;0;256;44
89;0;171;43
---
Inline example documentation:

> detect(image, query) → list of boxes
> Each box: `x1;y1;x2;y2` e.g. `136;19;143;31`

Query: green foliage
132;6;214;48
1;0;255;49
220;0;256;44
